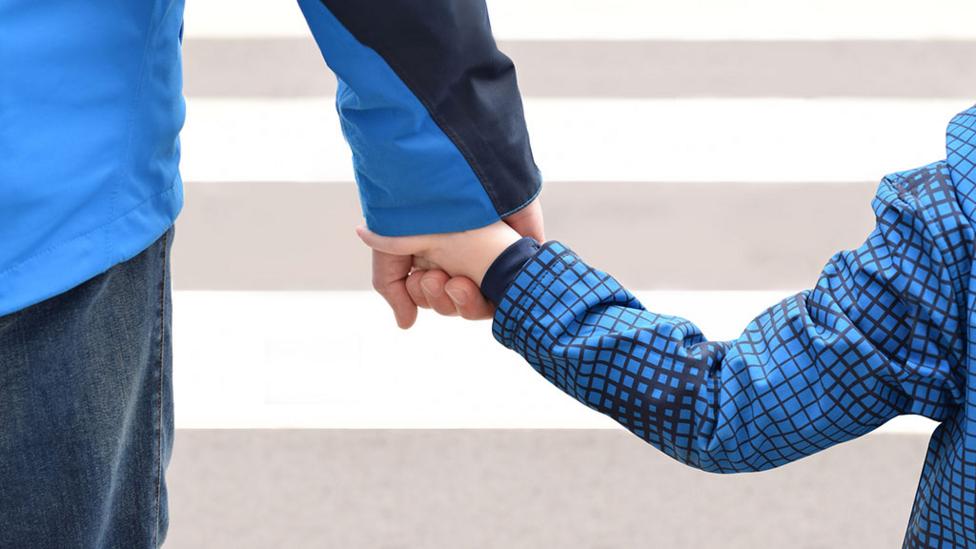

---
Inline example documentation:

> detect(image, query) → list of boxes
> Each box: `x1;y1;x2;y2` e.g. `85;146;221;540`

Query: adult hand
371;198;544;328
410;198;544;320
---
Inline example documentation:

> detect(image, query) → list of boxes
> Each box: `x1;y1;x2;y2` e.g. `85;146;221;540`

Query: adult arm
297;0;540;235
297;0;542;326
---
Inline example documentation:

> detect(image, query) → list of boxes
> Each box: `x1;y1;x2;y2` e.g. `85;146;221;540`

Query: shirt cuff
480;237;541;304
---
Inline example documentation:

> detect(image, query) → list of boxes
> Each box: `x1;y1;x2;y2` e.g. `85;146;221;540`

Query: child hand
355;221;522;287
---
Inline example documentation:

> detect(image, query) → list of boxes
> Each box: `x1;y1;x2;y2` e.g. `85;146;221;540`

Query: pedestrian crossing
173;1;968;436
162;2;973;546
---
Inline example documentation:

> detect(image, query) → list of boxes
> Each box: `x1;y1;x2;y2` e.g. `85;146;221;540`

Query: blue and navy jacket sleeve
483;163;970;473
297;0;541;236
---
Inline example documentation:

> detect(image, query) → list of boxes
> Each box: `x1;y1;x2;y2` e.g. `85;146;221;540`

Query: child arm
357;162;968;473
486;165;968;473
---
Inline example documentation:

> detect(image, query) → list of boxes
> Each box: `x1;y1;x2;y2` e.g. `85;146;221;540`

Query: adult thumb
503;198;545;241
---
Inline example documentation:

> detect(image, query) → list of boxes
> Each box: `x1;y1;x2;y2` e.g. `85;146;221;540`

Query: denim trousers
0;227;174;548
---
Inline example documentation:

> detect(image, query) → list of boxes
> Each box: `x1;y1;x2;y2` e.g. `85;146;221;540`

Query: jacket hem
0;180;183;317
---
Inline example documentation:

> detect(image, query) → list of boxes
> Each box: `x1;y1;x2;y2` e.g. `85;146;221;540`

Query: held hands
362;198;544;328
357;220;521;325
357;221;520;286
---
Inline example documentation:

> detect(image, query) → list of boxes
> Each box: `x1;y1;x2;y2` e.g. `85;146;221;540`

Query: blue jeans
0;227;174;548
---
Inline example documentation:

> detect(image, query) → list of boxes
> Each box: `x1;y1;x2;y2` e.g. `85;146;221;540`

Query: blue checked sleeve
491;162;970;473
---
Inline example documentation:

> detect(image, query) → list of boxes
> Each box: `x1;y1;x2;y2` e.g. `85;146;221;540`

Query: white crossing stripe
180;98;970;184
173;290;938;435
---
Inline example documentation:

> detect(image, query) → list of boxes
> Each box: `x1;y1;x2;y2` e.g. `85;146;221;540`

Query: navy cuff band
480;237;541;305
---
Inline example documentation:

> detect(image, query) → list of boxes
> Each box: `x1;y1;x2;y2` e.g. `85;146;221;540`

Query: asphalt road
165;429;928;549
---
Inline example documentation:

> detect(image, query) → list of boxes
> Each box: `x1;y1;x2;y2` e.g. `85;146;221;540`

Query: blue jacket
0;0;540;316
481;106;976;548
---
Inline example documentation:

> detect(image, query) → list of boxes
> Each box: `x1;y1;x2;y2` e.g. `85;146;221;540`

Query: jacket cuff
480;237;541;304
489;241;606;350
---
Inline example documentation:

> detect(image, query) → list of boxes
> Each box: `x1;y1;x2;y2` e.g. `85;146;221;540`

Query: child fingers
406;270;431;309
419;270;459;316
444;277;495;320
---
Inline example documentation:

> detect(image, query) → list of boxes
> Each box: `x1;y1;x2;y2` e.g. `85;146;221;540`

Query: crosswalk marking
180;98;968;184
173;290;938;435
170;1;964;438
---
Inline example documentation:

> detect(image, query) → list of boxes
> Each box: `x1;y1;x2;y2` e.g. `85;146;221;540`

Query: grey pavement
182;39;976;99
173;181;877;291
166;429;927;549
